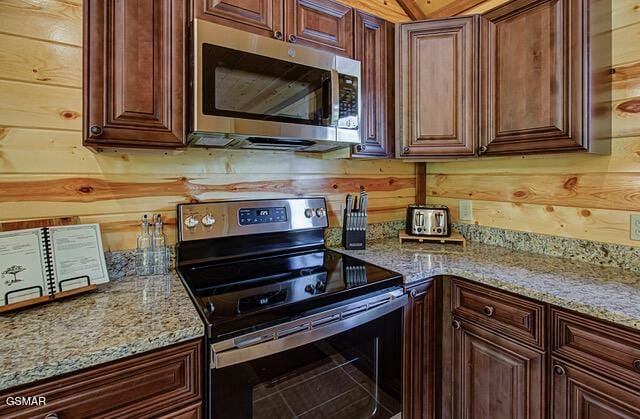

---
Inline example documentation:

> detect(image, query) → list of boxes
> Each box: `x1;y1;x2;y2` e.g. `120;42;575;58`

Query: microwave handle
211;291;407;369
330;69;340;126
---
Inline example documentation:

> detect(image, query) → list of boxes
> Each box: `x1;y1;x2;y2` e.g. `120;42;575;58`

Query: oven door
209;290;406;419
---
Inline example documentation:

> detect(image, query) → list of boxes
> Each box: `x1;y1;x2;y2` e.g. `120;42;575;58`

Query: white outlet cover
631;214;640;241
459;200;473;221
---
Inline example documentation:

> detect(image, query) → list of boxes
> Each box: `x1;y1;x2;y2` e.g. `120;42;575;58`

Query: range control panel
239;207;287;225
178;198;328;242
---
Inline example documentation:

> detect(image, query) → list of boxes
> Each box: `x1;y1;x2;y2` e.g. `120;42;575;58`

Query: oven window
202;44;332;126
211;309;403;419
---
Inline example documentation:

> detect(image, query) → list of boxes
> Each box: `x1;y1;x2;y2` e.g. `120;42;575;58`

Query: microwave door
201;43;334;128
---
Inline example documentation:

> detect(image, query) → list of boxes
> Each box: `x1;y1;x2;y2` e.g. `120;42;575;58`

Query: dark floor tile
252;392;294;419
280;366;360;415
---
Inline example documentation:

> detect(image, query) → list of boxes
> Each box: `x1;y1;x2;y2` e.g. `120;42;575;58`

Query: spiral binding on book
41;227;56;296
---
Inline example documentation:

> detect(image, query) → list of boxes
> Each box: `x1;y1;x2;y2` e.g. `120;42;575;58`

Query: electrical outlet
459;200;473;221
631;214;640;241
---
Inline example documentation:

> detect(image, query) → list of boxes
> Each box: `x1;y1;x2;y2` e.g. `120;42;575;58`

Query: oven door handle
211;292;408;369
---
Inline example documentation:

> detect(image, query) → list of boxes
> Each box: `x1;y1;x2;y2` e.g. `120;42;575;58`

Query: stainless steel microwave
190;19;362;152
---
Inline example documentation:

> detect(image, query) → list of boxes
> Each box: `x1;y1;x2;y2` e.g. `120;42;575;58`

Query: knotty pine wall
426;0;640;247
0;0;414;252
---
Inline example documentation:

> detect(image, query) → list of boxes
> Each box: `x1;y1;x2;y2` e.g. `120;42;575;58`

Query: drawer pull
483;305;495;316
634;359;640;371
554;365;565;376
452;320;461;330
44;414;59;419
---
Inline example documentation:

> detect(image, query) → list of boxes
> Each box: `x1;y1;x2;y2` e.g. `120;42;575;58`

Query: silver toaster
406;205;451;237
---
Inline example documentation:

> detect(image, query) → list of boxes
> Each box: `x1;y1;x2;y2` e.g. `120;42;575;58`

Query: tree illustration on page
2;265;26;286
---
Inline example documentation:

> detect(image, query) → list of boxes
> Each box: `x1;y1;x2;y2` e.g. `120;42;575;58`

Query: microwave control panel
338;75;359;130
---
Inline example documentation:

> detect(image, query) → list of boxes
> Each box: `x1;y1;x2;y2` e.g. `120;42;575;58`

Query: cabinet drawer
0;339;202;419
452;279;545;349
552;309;640;388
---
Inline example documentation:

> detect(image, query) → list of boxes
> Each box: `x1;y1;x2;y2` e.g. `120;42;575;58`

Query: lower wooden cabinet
0;339;203;419
404;281;435;419
452;318;546;419
551;360;640;419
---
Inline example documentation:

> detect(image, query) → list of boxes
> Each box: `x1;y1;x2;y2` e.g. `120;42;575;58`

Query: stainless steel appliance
176;198;405;419
190;20;362;152
406;204;451;236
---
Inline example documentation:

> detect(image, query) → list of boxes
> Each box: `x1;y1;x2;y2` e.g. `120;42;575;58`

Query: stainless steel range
176;198;405;419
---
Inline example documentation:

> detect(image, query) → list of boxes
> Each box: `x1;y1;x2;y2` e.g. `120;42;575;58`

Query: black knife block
342;209;366;250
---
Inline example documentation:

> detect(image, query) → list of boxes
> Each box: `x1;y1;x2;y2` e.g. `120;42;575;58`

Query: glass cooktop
178;249;402;341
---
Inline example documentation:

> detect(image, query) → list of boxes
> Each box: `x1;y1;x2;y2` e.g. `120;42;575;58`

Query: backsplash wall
426;0;640;247
0;0;414;252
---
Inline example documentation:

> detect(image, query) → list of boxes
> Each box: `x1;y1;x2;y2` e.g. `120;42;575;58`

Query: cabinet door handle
554;365;566;376
44;413;60;419
483;305;495;316
274;30;283;40
452;320;461;330
355;144;366;152
288;34;297;44
90;125;103;136
634;359;640;371
403;147;410;153
479;145;488;154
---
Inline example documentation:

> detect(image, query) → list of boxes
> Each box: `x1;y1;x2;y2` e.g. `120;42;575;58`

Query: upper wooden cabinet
286;0;354;57
352;11;394;158
196;0;284;39
397;0;611;159
397;17;479;158
84;0;186;149
479;0;610;155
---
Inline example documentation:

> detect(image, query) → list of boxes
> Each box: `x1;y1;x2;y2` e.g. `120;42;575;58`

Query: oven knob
315;208;326;218
436;228;442;233
184;215;199;229
202;213;216;227
304;208;314;218
305;284;315;294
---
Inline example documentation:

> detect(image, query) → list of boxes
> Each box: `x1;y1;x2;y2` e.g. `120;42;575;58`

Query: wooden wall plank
428;173;640;212
0;0;82;46
613;22;640;66
0;33;81;87
0;174;415;218
0;81;81;130
0;128;415;175
426;137;640;174
428;197;639;247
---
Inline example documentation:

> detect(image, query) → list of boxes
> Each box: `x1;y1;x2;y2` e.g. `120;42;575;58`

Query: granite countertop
334;239;640;331
0;273;204;392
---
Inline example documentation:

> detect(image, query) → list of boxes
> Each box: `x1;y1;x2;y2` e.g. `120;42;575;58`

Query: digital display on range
239;207;287;225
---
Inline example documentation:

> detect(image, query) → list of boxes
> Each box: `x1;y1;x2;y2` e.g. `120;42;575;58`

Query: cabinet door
397;17;478;158
479;0;585;155
551;360;640;418
352;11;393;158
285;0;353;57
452;319;545;419
84;0;185;148
404;282;435;419
196;0;284;39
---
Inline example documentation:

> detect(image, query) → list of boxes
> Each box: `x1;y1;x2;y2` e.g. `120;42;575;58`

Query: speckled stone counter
0;273;203;392
334;239;640;331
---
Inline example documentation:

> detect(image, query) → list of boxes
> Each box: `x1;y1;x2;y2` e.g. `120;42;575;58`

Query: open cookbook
0;224;109;307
